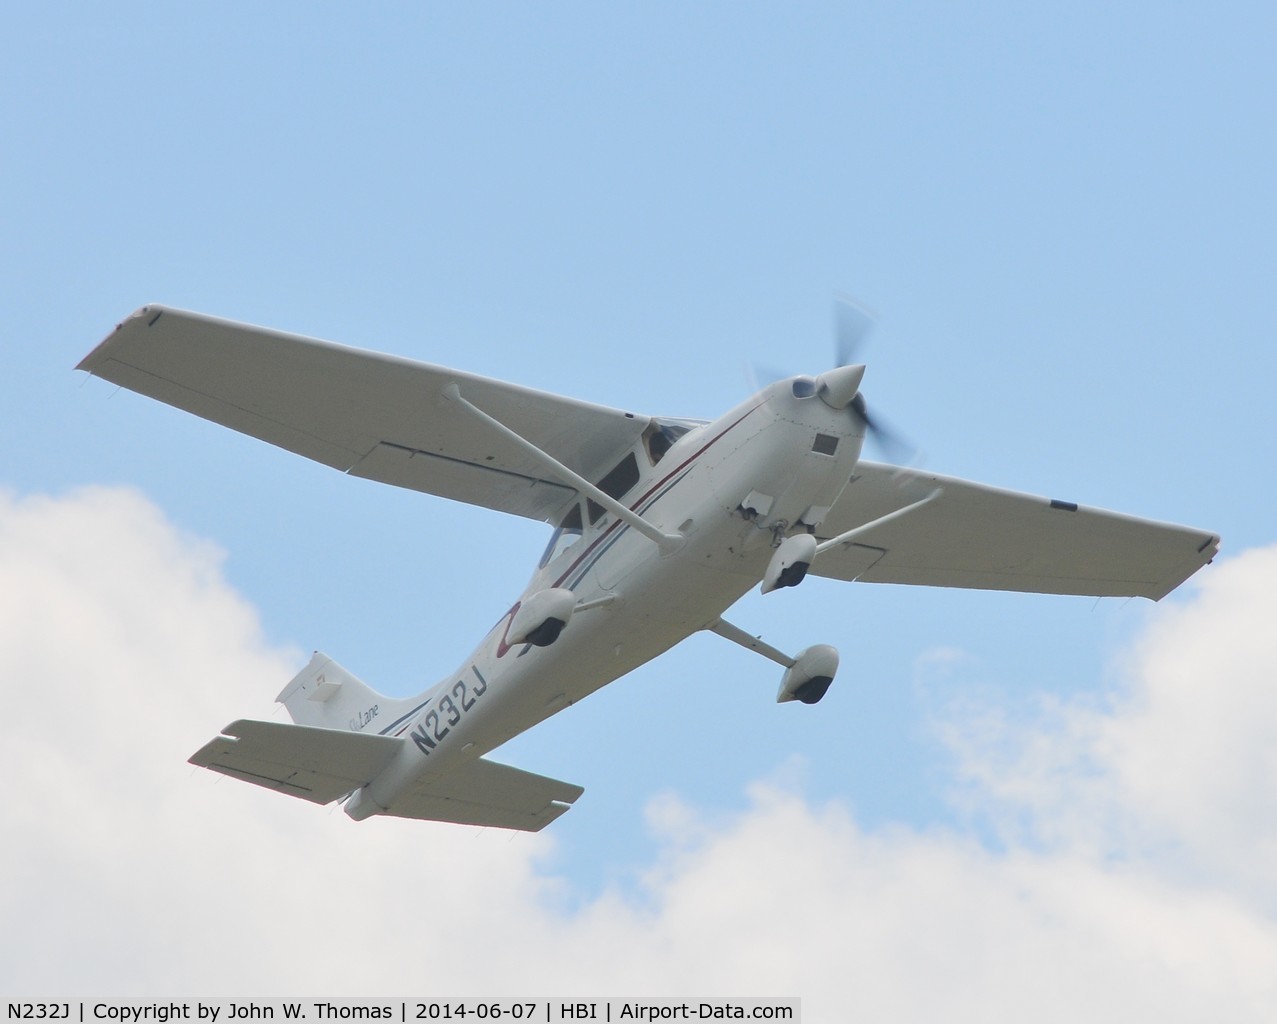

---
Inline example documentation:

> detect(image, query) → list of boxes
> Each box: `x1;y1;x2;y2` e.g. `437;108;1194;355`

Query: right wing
812;461;1218;601
79;305;650;523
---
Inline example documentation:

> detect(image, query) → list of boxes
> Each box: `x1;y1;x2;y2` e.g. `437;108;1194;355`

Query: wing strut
760;487;944;594
813;487;944;555
443;382;684;554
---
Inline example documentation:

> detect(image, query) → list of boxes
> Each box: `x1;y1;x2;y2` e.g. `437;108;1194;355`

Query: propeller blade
851;393;917;464
746;293;917;464
746;360;790;392
833;295;877;366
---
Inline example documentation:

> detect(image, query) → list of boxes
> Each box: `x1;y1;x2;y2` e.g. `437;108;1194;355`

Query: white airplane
78;305;1219;831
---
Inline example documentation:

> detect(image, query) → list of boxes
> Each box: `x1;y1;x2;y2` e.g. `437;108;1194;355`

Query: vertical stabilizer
276;652;398;733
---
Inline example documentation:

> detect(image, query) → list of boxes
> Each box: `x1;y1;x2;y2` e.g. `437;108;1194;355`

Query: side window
587;452;640;524
538;503;583;567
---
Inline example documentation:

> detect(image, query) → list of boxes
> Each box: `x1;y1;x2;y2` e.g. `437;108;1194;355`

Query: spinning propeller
764;295;916;463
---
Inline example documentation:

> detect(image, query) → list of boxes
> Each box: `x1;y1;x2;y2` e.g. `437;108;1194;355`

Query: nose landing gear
761;532;818;594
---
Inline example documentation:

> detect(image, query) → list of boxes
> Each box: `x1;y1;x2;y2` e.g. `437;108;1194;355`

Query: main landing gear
706;618;840;705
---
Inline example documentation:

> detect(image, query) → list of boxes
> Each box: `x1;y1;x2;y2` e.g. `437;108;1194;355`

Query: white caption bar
5;999;800;1024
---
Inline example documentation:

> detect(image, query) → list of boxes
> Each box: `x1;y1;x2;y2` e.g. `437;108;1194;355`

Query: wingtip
1148;532;1222;601
76;304;165;373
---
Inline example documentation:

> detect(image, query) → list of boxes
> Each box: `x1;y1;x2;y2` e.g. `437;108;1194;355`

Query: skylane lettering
349;704;380;731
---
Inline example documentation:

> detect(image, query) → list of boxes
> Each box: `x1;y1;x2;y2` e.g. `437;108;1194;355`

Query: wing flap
386;756;584;832
815;462;1219;600
189;719;403;805
79;305;648;523
348;441;575;520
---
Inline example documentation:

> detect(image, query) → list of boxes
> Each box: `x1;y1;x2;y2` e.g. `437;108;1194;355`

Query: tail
276;652;398;732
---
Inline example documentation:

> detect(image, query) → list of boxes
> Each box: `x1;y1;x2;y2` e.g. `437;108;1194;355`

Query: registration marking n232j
410;667;489;755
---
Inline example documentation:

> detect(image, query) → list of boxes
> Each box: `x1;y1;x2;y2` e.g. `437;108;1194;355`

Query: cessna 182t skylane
78;305;1219;831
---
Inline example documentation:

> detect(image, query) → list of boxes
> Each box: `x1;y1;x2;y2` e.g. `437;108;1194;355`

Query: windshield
538;503;583;568
644;418;702;464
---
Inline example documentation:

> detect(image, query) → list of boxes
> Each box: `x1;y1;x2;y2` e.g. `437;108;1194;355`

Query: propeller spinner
755;294;916;461
834;298;916;461
815;362;867;410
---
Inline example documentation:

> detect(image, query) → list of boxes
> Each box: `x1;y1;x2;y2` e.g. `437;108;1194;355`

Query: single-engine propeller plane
78;305;1219;831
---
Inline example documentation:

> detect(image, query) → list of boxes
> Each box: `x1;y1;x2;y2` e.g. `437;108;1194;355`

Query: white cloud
2;486;1275;1020
937;546;1277;909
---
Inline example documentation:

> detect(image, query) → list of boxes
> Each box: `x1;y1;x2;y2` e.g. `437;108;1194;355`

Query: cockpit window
643;419;698;465
538;502;583;568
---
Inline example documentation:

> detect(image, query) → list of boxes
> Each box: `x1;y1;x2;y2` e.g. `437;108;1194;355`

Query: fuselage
347;377;867;819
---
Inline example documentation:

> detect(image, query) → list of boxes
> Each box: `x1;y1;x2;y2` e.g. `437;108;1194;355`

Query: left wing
79;305;650;523
812;462;1218;600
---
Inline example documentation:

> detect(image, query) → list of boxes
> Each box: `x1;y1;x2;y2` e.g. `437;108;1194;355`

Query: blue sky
4;2;1277;1013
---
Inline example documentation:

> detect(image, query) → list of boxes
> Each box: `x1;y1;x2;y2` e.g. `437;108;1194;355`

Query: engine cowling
777;644;839;704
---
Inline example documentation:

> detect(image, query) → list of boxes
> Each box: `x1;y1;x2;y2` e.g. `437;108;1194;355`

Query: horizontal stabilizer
189;719;402;805
387;756;584;832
